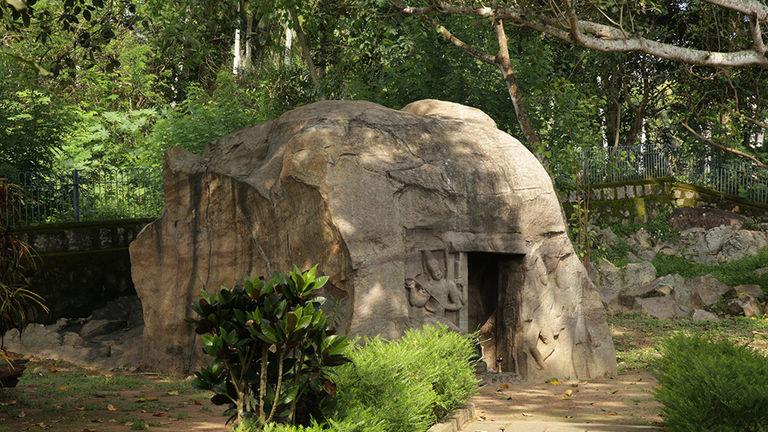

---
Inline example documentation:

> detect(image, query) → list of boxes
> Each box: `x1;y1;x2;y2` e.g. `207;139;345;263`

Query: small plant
0;180;48;357
190;265;351;428
653;334;768;431
130;420;149;430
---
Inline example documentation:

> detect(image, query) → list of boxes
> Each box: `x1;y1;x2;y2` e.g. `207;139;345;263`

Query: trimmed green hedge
653;334;768;432
237;325;479;432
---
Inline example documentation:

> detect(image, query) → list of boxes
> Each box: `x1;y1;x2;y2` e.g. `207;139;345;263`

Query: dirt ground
0;358;662;432
468;371;661;430
0;359;228;432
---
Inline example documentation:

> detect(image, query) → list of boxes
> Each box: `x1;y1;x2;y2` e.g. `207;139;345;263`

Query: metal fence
1;168;163;227
582;144;768;206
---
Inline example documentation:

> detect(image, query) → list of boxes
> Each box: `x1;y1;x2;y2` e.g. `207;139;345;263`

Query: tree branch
681;121;766;167
705;0;768;21
740;114;768;129
750;15;767;54
428;17;496;65
395;1;768;68
493;17;541;146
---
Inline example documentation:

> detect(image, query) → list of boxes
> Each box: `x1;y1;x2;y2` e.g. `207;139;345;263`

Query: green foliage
190;265;351;427
331;325;478;432
59;108;157;171
653;334;768;432
0;180;48;337
593;238;631;268
653;249;768;292
608;312;768;372
0;84;73;175
143;71;267;167
606;205;677;243
237;325;478;432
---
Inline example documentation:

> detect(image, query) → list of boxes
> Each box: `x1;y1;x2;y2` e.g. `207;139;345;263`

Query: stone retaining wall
14;219;151;323
564;179;768;224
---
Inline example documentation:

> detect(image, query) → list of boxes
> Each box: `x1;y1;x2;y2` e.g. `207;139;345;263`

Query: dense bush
236;325;479;432
142;71;268;167
332;325;478;432
653;334;768;432
191;266;351;427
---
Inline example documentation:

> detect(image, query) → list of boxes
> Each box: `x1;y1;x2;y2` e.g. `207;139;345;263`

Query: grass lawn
2;313;767;431
0;360;224;432
609;312;768;372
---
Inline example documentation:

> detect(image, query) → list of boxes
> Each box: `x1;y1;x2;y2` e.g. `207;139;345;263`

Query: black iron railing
581;144;768;205
1;168;163;227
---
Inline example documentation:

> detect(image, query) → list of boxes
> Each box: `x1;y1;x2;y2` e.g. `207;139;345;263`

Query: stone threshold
427;403;476;432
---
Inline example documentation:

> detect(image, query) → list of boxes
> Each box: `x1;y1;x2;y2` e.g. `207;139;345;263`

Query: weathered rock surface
728;284;765;300
79;319;127;339
634;296;687;319
590;259;764;320
692;309;720;321
130;99;616;379
679;226;768;263
726;295;763;317
2;296;144;370
589;258;623;307
689;275;732;307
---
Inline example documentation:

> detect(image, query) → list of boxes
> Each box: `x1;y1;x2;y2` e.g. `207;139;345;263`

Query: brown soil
1;361;662;432
471;371;661;427
0;360;227;432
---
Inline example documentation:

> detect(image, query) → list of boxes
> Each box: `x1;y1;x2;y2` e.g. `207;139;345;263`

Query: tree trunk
243;6;253;71
494;19;541;148
232;0;244;75
625;104;645;147
288;8;324;98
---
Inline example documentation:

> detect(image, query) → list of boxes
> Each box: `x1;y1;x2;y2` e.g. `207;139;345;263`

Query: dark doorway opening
467;252;525;376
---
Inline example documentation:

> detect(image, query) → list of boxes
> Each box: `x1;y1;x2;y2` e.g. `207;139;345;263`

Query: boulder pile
591;208;767;320
591;259;765;319
2;296;143;370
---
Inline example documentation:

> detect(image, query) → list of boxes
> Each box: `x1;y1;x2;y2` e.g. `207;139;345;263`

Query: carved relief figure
405;250;465;329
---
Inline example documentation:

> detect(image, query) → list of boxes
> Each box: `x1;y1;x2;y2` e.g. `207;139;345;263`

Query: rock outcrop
3;296;143;370
679;225;768;263
130;99;616;380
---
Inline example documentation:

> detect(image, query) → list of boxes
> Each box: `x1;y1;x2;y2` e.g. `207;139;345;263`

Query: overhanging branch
681;121;766;167
395;1;768;68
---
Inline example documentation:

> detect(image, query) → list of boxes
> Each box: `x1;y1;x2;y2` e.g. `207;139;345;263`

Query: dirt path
464;371;662;431
1;360;662;432
0;360;227;432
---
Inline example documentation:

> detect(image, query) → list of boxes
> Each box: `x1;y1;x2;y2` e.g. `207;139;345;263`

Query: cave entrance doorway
467;252;526;377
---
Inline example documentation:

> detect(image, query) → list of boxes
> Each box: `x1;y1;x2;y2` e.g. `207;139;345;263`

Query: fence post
72;169;81;222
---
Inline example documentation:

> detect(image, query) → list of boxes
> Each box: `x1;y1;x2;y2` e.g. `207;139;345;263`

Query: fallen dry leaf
137;397;159;402
106;404;117;412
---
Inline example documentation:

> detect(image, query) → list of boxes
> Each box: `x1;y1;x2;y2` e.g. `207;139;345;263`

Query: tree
396;1;768;163
1;0;138;76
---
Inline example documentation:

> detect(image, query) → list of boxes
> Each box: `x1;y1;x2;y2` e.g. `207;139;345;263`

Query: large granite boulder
130;99;616;379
